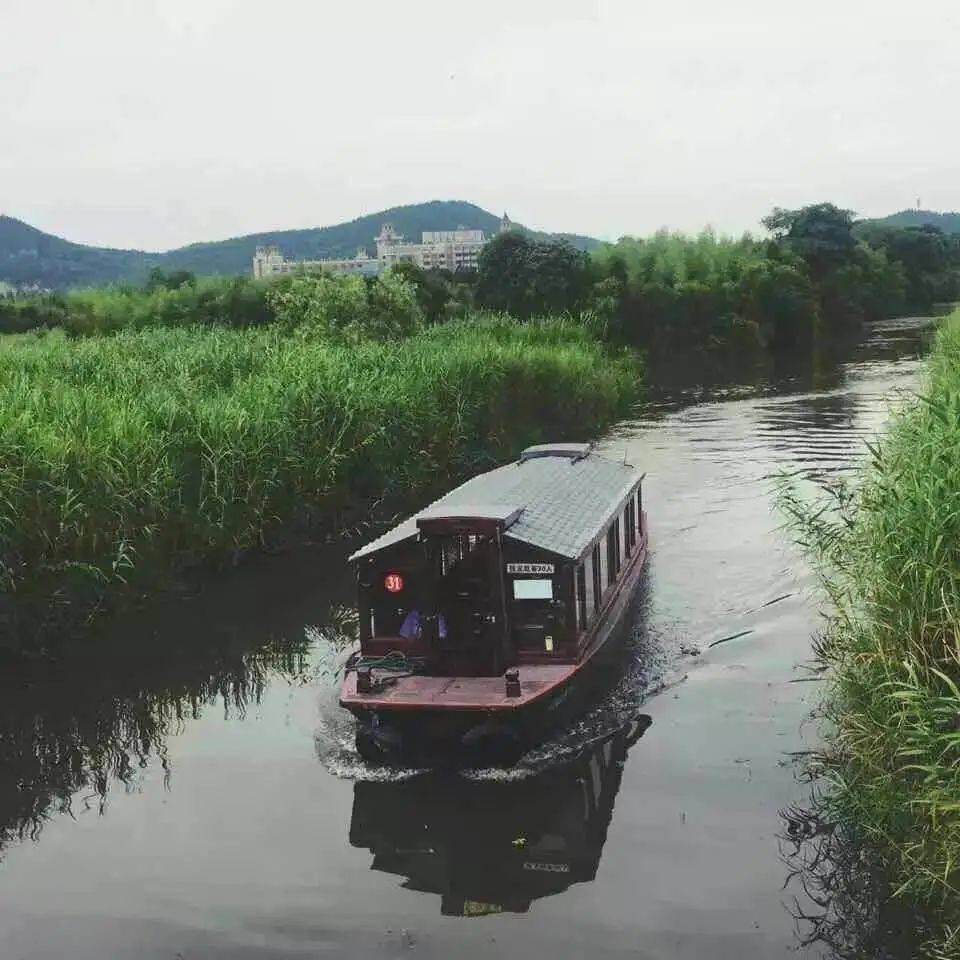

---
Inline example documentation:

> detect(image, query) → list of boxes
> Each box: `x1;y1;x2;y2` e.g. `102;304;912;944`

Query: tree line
474;203;960;361
3;204;959;355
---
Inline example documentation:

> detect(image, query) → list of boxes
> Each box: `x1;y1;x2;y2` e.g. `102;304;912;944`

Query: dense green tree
266;271;423;342
590;231;802;353
762;203;857;278
737;259;818;350
818;246;906;325
857;224;960;309
388;261;474;325
144;267;196;292
476;231;531;316
885;225;949;275
476;232;590;319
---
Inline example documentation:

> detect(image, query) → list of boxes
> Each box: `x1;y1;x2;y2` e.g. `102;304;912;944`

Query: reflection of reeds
780;788;895;958
779;311;960;957
313;604;359;651
0;631;310;857
777;785;960;959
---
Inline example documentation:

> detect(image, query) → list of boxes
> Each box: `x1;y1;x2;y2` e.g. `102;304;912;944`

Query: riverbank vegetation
475;203;960;369
0;265;477;338
0;270;275;336
0;314;638;649
6;204;960;360
780;310;960;957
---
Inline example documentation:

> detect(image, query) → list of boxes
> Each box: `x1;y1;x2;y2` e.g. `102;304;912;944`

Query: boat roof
350;444;642;562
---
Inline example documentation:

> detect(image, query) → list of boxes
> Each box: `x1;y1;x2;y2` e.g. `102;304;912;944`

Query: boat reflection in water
348;715;651;916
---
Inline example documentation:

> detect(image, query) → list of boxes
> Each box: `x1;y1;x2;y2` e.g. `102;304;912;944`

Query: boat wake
310;577;694;783
307;623;427;781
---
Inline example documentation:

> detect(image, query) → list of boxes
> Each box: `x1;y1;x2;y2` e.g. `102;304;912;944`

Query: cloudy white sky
1;0;958;250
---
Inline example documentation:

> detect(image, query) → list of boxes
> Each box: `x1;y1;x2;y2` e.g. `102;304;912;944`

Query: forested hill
0;201;598;291
0;215;148;290
858;209;960;234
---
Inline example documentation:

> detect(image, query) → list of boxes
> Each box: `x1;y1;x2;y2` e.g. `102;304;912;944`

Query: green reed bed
781;311;960;956
0;316;639;647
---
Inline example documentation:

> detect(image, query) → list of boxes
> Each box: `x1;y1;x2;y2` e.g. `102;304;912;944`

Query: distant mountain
0;201;599;291
0;215;149;290
857;209;960;234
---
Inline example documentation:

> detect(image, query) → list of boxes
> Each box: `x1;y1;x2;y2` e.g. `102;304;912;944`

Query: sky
1;0;958;251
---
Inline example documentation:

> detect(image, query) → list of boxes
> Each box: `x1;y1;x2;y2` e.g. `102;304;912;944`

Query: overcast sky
2;0;958;251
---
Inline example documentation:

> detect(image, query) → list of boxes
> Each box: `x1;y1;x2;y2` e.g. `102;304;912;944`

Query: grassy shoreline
781;310;960;956
0;316;639;650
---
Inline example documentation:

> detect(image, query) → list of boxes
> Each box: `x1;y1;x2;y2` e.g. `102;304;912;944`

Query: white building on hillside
252;214;514;279
252;245;380;279
374;224;487;271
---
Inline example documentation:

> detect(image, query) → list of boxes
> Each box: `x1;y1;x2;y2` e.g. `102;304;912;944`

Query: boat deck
340;664;576;712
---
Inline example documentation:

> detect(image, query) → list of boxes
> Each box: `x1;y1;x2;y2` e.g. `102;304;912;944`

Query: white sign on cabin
506;562;555;575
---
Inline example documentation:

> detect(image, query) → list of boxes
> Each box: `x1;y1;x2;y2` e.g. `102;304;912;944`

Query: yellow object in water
463;901;503;917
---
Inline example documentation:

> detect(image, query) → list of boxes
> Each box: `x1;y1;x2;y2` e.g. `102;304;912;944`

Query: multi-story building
375;224;487;272
252;214;514;280
252;245;380;280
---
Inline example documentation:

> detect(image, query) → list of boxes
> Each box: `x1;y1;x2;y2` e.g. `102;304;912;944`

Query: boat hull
341;528;649;765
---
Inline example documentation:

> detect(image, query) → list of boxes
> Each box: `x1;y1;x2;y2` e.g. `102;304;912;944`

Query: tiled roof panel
350;450;642;562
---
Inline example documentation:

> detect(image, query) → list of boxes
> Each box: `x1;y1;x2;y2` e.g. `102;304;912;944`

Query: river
0;318;935;959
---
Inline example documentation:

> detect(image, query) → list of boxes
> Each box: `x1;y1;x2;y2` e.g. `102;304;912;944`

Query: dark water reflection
779;792;934;959
350;718;651;918
645;317;936;411
0;631;308;853
0;318;939;960
0;542;345;859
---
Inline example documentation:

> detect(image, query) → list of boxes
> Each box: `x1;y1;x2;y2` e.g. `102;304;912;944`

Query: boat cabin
350;443;646;678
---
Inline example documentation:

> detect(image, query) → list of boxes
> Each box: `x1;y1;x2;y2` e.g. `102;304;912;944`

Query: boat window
627;494;638;553
439;537;460;575
576;562;587;629
437;532;486;578
607;517;621;585
512;578;553;600
591;542;602;610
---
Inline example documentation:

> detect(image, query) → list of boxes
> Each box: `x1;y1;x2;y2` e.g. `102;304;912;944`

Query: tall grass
0;269;426;339
0;275;275;336
780;311;960;957
0;317;639;647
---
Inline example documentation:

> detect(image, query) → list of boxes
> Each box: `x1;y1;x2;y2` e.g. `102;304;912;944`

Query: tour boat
340;442;648;762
